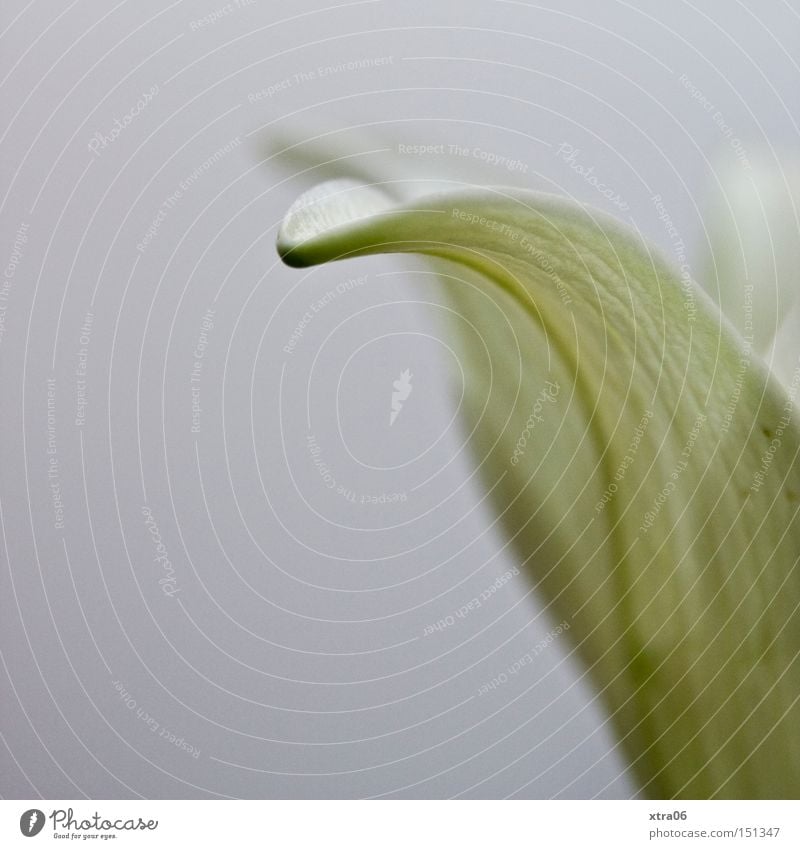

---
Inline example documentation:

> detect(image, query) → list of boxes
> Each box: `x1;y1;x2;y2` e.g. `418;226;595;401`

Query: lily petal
700;156;800;387
277;178;800;799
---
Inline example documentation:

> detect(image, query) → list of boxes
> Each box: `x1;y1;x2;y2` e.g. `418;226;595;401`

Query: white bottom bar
2;800;798;848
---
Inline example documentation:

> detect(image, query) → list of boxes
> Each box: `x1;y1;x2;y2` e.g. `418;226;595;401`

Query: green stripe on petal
278;179;800;799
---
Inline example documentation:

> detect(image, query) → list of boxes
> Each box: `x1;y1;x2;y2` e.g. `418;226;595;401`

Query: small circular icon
19;809;45;837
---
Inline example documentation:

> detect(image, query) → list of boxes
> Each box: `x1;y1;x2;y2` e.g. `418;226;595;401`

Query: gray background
1;0;798;799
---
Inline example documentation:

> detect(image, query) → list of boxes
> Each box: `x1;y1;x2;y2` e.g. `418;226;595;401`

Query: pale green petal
261;123;412;199
262;120;534;200
700;156;800;386
771;297;800;389
278;179;800;799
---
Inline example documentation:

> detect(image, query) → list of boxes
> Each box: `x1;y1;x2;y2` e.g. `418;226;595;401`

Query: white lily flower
272;131;800;799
